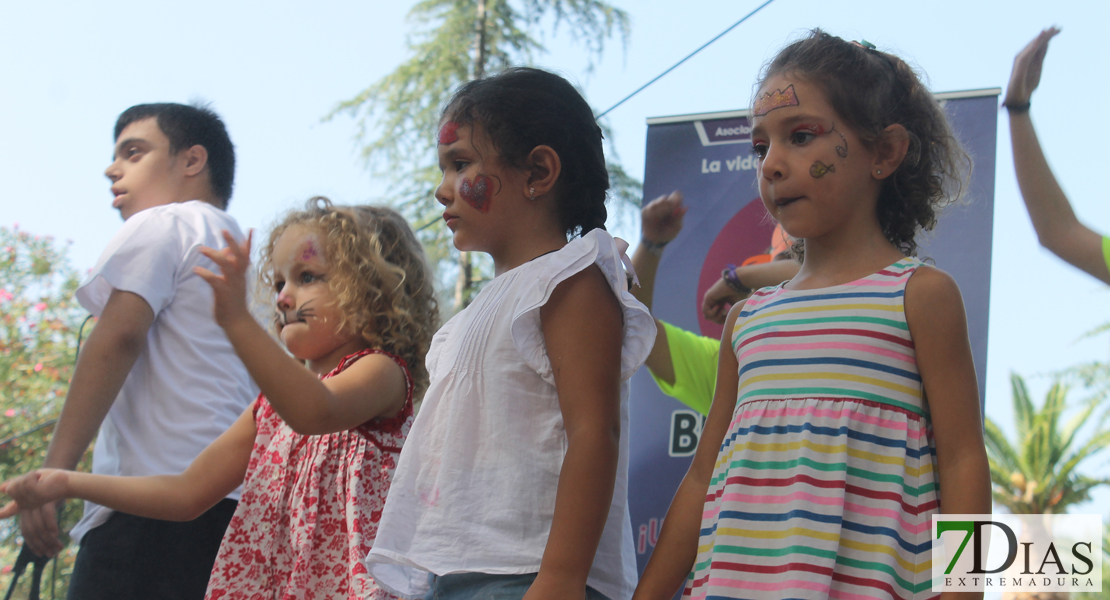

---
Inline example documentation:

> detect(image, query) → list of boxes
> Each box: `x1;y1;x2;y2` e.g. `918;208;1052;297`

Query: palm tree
984;373;1110;600
985;374;1110;515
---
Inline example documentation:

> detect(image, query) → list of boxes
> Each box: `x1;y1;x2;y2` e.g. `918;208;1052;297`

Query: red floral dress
205;349;412;600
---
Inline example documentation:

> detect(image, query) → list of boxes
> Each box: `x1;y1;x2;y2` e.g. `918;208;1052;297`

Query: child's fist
0;469;70;517
640;191;687;246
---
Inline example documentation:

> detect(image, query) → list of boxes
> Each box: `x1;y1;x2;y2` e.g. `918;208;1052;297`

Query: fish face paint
810;161;836;178
460;174;495;213
753;84;800;117
438;121;460;145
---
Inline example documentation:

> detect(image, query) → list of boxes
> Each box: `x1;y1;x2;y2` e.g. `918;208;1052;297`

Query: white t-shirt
365;229;656;600
69;201;256;542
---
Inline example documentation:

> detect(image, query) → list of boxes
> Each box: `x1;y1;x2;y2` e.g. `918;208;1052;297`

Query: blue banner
628;90;1000;575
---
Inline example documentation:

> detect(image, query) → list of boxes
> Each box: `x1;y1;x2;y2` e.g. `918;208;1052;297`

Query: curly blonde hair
258;197;440;397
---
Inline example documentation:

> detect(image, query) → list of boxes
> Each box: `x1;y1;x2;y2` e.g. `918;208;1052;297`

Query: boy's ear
524;145;561;198
871;124;910;180
181;144;209;178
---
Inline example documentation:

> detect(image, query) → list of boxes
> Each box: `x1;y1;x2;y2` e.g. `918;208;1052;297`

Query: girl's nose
434;175;451;207
761;145;787;181
277;289;294;310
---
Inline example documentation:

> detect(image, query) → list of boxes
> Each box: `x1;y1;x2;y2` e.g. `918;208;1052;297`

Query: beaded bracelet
722;264;751;295
641;238;669;256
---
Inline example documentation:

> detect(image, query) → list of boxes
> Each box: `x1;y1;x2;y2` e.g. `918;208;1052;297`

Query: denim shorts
423;572;611;600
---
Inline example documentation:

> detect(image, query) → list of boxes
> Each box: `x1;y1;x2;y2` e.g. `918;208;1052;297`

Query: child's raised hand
194;230;254;331
0;469;70;519
702;276;747;324
1005;27;1060;107
641;191;687;246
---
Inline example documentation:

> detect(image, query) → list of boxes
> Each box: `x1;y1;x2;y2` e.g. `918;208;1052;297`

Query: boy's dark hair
114;103;236;208
758;30;971;257
442;67;609;238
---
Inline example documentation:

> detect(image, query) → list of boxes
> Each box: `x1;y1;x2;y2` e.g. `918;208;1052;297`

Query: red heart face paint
438;121;460;145
459;174;493;213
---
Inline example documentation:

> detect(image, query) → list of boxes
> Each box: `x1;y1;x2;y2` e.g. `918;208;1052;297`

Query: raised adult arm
1007;27;1109;284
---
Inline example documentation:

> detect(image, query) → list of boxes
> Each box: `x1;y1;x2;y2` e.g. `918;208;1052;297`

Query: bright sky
2;0;1107;519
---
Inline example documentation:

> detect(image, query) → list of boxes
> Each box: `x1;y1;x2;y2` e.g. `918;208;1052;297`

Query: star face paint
437;121;460;145
753;84;800;117
300;240;319;262
460;174;494;213
810;161;836;178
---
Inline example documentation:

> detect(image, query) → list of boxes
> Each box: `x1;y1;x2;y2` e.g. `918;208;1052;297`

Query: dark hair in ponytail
442;67;609;238
759;30;971;257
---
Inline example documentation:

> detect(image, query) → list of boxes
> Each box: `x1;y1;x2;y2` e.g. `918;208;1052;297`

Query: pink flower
0;289;11;302
34;363;43;372
4;409;15;418
33;302;47;312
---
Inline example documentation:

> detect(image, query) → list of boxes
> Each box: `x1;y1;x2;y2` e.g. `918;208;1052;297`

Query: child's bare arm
525;266;623;600
2;405;256;522
905;266;991;600
1007;28;1109;284
19;288;155;557
195;232;407;435
633;300;743;599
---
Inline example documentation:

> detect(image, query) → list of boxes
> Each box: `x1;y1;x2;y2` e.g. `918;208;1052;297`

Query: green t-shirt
1103;236;1110;274
649;320;720;415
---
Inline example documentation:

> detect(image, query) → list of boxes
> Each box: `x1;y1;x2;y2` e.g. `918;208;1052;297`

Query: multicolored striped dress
685;258;938;600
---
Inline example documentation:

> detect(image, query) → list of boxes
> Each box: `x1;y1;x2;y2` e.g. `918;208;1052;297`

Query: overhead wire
594;0;778;119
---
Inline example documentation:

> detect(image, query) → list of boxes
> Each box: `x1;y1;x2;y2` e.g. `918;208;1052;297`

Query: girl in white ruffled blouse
365;67;656;600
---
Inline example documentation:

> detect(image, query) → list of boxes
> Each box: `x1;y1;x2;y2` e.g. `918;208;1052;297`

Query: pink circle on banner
696;197;777;339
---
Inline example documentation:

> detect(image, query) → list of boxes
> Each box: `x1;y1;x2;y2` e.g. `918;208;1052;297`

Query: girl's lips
775;196;802;207
443;213;459;228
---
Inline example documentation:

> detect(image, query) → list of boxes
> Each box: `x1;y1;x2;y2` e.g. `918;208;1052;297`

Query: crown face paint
438;121;460;145
753;84;800;117
460;174;494;213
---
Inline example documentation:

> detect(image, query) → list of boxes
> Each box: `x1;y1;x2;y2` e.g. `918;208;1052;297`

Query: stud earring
529;187;535;200
876;170;882;176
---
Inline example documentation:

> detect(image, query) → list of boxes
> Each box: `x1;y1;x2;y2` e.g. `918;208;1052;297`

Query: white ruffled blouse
365;229;655;600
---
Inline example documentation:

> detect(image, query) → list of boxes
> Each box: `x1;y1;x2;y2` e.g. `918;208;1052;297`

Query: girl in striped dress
635;31;991;600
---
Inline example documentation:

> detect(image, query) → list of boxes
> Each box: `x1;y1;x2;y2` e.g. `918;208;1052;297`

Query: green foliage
984;373;1110;515
0;226;90;597
330;0;637;310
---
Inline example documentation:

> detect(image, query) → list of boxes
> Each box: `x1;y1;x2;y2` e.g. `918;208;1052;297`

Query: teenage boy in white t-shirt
16;103;256;600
